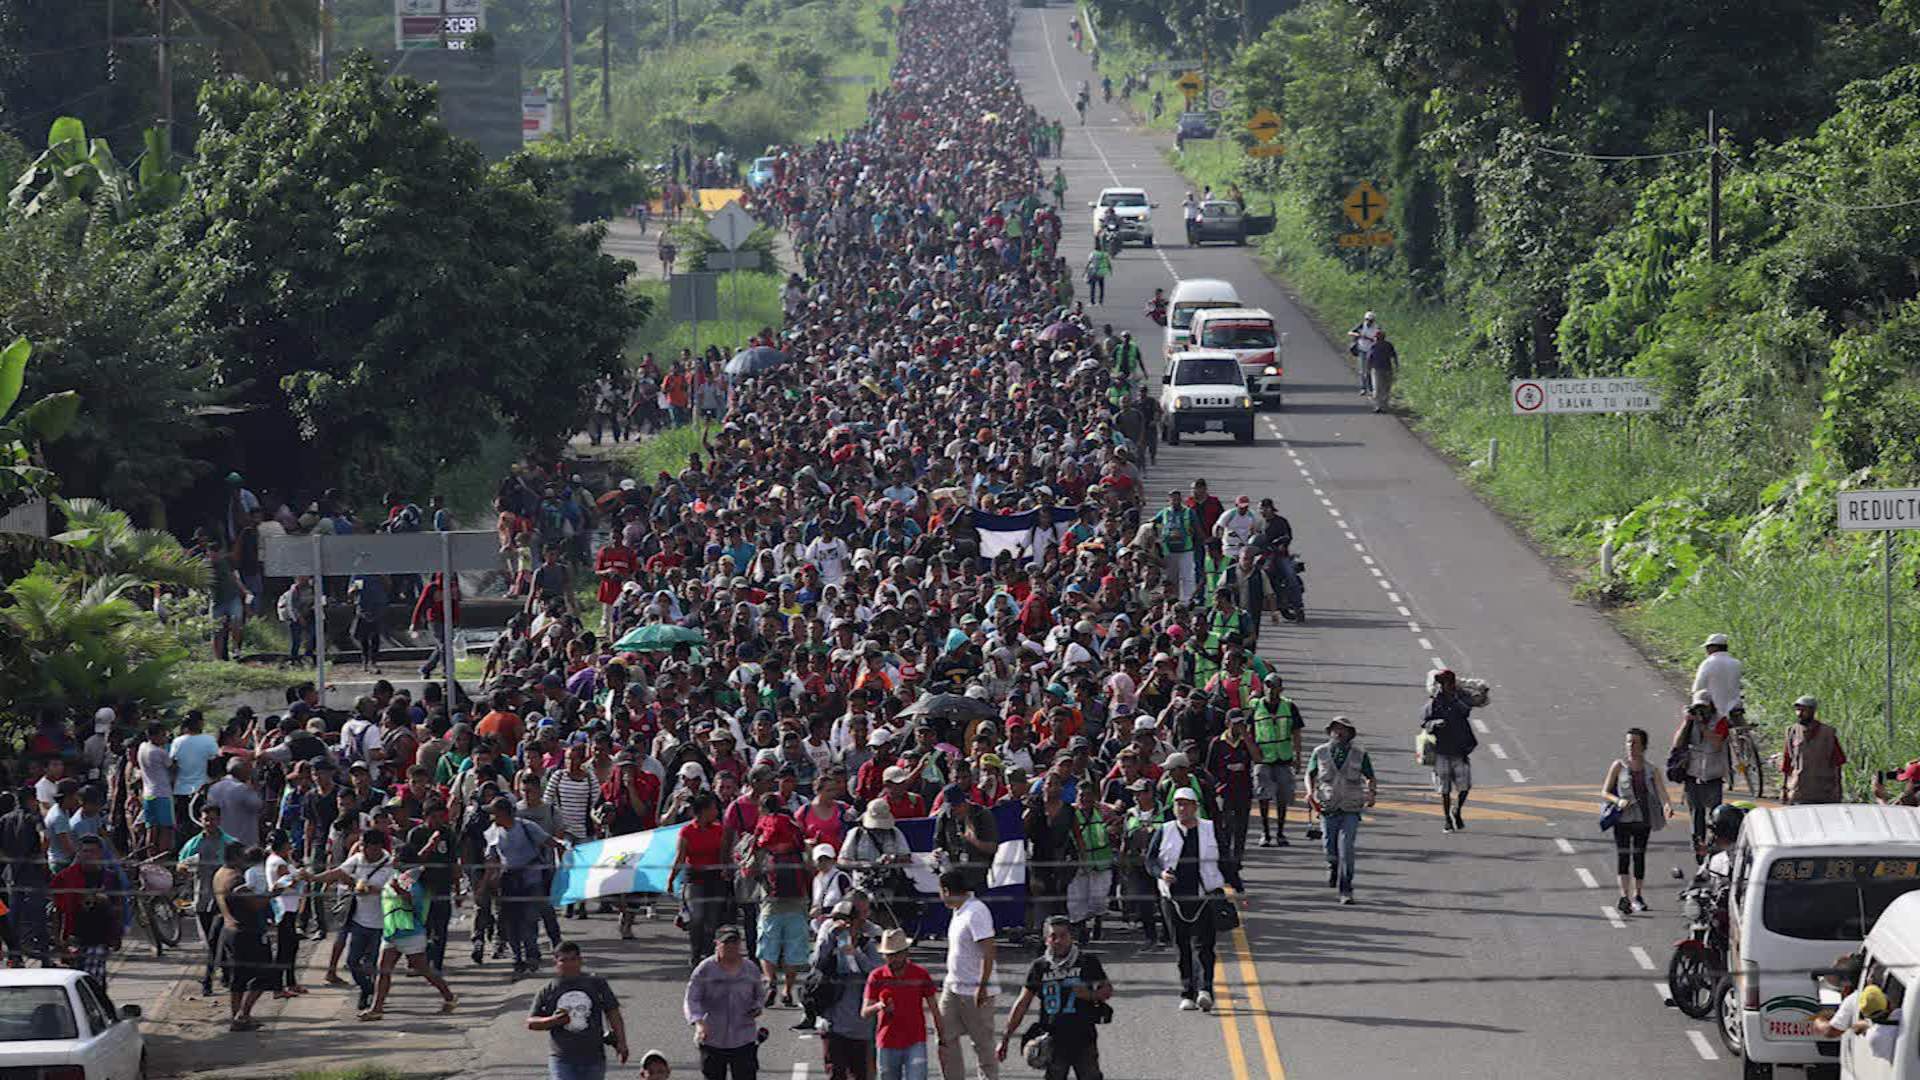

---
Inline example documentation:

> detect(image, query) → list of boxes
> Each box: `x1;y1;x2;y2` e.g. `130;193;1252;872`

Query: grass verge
627;276;786;362
174;660;299;713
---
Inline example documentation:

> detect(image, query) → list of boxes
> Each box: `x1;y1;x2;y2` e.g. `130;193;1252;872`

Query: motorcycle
1664;866;1730;1019
1145;298;1168;325
1100;225;1124;256
1254;539;1306;622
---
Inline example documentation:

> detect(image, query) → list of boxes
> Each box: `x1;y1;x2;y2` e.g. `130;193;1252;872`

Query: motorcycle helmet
1022;1029;1054;1070
1709;803;1747;844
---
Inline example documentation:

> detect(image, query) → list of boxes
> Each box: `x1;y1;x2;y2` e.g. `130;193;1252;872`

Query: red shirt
680;819;727;870
477;710;525;755
595;545;637;604
885;791;927;822
866;961;939;1049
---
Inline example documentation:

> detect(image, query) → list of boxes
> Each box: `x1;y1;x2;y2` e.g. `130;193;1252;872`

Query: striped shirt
543;770;598;840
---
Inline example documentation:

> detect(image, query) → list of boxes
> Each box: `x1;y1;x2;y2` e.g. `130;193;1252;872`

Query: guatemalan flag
897;800;1029;936
970;506;1081;562
550;823;687;905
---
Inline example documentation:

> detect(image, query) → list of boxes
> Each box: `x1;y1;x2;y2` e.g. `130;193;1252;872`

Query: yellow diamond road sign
1176;71;1203;96
1246;108;1282;143
1343;180;1388;229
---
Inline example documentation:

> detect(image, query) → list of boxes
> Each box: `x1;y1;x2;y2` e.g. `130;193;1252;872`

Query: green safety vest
1076;808;1113;871
1158;776;1213;821
1156;508;1194;553
1252;695;1297;765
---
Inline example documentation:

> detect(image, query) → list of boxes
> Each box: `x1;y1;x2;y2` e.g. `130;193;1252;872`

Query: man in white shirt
807;533;852;586
136;723;176;854
936;868;1000;1080
309;827;397;1014
1692;633;1744;721
1214;495;1260;562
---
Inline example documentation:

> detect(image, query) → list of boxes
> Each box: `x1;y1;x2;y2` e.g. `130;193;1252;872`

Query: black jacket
1421;690;1478;757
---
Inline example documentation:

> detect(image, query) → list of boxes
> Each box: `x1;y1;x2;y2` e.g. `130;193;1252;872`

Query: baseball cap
812;843;838;861
1702;633;1730;647
1171;787;1199;804
1163;752;1190;768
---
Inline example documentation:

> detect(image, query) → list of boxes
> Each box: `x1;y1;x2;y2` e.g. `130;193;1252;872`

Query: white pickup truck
1159;350;1255;445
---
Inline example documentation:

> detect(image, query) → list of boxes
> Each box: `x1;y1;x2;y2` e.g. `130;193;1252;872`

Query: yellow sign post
1176;71;1204;106
1245;107;1282;142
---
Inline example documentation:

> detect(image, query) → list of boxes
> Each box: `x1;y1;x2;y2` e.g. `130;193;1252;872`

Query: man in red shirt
594;535;638;636
1188;478;1224;537
475;691;526;757
862;928;946;1074
410;571;461;680
882;766;927;822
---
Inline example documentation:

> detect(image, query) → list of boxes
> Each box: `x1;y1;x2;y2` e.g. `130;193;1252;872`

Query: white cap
812;843;838;861
1794;695;1819;709
1363;311;1376;321
1133;716;1158;733
1702;633;1729;648
1171;787;1200;804
868;727;895;747
1163;752;1191;768
678;762;704;779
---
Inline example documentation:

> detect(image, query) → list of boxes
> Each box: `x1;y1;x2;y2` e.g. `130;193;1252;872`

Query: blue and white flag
549;823;686;905
970;506;1082;561
896;801;1028;936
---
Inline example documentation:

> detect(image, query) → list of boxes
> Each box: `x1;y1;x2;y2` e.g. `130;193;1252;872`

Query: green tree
154;56;648;498
498;135;655;224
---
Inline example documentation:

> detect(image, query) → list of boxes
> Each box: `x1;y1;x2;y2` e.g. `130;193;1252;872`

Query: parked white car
0;968;145;1080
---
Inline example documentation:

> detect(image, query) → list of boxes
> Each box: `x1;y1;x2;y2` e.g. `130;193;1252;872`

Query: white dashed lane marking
1556;838;1576;854
1687;1031;1719;1061
1507;769;1529;783
1489;744;1508;759
1472;718;1489;733
1575;867;1599;889
1630;946;1656;971
1601;905;1625;929
1417;637;1433;649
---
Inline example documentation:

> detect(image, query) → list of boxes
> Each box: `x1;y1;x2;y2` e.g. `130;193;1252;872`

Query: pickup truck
1159;350;1255;445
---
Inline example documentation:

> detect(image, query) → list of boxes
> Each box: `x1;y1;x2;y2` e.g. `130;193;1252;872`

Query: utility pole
600;0;612;121
668;0;678;49
1708;108;1721;263
561;0;576;139
157;0;173;141
1239;0;1248;48
318;0;332;81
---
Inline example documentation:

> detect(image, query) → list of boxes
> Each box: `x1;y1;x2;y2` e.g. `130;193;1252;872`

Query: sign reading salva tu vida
1837;489;1920;532
1509;377;1662;416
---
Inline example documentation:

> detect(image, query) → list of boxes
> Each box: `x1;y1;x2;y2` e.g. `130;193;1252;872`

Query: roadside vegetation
1087;0;1920;775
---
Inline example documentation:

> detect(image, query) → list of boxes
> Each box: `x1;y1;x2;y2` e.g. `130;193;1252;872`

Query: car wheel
1236;425;1255;445
1143;236;1154;248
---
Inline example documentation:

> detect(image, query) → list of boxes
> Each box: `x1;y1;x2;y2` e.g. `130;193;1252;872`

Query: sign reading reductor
1837;489;1920;532
1510;377;1662;415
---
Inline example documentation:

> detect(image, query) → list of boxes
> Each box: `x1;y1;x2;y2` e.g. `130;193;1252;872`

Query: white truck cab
1190;306;1284;407
1159;350;1255;445
1089;187;1155;246
1163;278;1240;358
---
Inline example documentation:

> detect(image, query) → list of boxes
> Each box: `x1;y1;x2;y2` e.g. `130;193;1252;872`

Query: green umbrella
613;623;708;652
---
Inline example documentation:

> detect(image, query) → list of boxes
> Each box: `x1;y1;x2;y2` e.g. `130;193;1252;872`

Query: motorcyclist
1695;803;1746;890
1255;497;1304;621
1145;288;1168;325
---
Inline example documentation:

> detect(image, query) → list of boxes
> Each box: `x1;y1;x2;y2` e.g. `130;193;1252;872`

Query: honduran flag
970;506;1082;561
550;823;687;905
896;800;1028;936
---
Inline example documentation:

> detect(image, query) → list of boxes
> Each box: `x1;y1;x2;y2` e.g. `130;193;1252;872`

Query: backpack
800;940;844;1013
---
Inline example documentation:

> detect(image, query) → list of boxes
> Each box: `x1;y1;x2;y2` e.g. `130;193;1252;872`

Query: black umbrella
724;345;790;377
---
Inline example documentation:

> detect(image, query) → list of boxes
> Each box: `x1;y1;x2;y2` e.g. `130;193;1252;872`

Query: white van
1721;805;1920;1080
1843;891;1920;1080
1190;307;1285;407
1163;278;1240;359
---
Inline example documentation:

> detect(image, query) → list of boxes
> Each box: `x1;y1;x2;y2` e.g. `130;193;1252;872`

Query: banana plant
8;118;184;223
0;337;81;517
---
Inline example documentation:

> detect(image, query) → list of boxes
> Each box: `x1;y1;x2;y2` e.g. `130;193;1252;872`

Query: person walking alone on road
1782;696;1846;804
1600;727;1670;914
996;915;1114;1079
1347;311;1382;395
813;898;881;1080
863;927;945;1080
1306;718;1375;905
1670;692;1730;861
1083;247;1110;306
528;941;629;1080
685;925;768;1080
1152;788;1244;1012
936;868;1000;1080
1366;331;1398;412
1419;669;1477;833
1250;680;1304;847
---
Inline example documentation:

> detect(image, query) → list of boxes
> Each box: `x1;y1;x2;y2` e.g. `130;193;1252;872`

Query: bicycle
1727;723;1767;799
131;860;187;953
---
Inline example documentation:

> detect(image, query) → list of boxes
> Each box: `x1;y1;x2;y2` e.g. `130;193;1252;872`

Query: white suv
1159;350;1255;444
1089;187;1155;246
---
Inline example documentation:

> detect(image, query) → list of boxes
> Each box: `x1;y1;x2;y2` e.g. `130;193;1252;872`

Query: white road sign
264;530;500;577
706;201;755;252
1206;86;1229;110
1837;489;1920;532
1509;377;1661;415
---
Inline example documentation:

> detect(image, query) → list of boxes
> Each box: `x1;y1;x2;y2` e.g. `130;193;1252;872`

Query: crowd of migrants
0;0;1379;1077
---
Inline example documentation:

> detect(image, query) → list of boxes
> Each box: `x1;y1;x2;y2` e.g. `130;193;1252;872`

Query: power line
1532;144;1711;163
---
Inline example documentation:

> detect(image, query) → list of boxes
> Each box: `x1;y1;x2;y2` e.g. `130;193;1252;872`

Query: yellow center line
1214;955;1252;1080
1232;922;1287;1079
